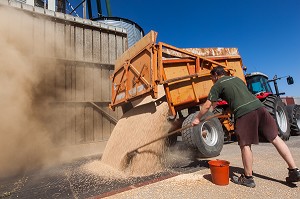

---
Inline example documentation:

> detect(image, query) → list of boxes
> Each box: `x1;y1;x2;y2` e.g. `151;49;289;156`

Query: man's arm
192;100;217;126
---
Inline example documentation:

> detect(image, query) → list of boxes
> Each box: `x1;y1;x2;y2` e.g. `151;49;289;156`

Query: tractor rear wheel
181;111;224;158
286;105;300;136
262;95;291;140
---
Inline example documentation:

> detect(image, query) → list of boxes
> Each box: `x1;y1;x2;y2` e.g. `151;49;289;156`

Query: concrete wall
293;97;300;105
0;0;127;157
281;96;300;105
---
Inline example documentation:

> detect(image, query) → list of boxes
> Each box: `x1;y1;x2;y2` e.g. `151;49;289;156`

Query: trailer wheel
286;105;300;136
181;111;224;158
263;95;291;140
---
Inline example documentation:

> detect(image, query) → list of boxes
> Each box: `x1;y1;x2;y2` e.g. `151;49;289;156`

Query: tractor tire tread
286;105;300;136
262;95;291;141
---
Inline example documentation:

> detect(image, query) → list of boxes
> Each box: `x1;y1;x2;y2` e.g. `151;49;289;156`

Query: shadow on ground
202;165;297;188
0;155;211;198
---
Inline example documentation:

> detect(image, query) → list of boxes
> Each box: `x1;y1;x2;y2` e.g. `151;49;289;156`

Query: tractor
245;72;300;138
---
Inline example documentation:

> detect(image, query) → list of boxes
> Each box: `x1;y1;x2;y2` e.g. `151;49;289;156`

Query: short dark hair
210;66;226;76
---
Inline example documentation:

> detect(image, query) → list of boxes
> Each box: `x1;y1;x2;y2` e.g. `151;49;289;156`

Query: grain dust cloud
0;6;193;180
101;99;171;175
80;97;172;178
85;88;193;177
0;7;67;178
83;96;195;178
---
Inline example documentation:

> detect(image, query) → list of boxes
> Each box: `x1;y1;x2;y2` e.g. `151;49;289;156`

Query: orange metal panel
162;61;197;107
110;31;158;109
114;31;157;72
110;31;246;117
162;72;176;116
158;43;163;82
152;46;158;98
159;43;225;115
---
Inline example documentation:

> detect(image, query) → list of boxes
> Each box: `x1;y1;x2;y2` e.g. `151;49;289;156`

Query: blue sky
72;0;300;97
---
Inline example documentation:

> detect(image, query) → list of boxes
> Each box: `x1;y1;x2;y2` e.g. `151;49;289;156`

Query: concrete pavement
107;136;300;199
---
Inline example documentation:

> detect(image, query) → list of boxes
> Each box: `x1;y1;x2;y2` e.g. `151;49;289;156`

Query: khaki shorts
235;107;278;146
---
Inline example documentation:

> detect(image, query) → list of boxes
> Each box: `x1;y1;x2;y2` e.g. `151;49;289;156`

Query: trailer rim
198;121;218;146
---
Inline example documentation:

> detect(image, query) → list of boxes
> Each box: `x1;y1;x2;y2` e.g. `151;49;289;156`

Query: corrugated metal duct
97;16;144;47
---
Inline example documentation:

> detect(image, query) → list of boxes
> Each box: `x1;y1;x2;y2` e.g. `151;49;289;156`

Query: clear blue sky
74;0;300;97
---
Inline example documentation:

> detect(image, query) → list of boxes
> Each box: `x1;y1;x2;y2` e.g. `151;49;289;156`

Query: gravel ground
106;136;300;199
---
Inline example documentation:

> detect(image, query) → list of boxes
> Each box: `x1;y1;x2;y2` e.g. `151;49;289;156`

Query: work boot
286;168;300;183
232;174;256;188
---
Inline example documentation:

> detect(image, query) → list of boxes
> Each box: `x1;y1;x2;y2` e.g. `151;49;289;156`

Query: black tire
286;105;300;136
262;95;291;140
181;111;224;158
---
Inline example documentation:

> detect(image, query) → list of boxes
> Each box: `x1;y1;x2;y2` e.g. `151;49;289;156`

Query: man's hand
191;100;213;126
192;116;201;126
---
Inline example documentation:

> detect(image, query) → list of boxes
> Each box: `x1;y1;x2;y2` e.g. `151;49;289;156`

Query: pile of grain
81;160;128;179
100;97;172;176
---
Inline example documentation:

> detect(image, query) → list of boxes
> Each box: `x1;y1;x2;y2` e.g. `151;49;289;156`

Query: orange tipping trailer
109;30;245;117
109;30;295;157
109;30;247;158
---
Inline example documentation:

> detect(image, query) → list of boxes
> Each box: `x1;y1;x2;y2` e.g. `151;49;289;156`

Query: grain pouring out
100;95;173;176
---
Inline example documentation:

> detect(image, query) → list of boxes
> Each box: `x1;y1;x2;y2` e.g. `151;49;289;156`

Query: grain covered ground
105;136;300;199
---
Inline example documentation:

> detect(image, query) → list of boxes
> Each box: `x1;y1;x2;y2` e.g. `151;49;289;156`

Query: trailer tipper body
109;30;296;157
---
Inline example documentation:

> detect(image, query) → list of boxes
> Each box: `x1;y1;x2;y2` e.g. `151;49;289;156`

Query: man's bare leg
271;135;296;169
240;145;253;176
232;145;256;187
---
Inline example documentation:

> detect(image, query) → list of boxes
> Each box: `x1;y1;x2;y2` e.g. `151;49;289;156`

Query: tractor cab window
251;82;264;94
246;75;273;95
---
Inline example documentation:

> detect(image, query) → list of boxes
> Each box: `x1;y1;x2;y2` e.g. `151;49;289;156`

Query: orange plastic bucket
208;159;230;185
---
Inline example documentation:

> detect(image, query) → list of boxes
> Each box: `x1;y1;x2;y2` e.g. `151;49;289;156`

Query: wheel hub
199;121;218;146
